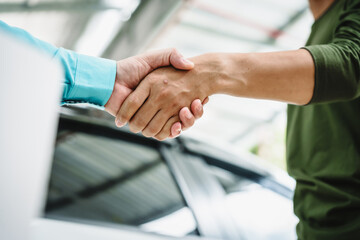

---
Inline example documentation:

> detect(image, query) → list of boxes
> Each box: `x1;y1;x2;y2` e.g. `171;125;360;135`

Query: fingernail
116;119;125;127
182;58;194;66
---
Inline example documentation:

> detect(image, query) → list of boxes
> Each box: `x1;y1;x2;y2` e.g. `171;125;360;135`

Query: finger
179;107;195;131
141;48;194;71
154;116;180;141
191;99;204;119
142;109;174;138
129;98;160;134
170;122;182;138
115;81;150;128
203;96;209;105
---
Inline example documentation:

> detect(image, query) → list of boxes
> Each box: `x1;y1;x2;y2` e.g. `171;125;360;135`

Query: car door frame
53;114;234;239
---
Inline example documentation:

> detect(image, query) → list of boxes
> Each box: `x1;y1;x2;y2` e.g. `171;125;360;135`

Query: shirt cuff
66;54;116;107
300;46;322;105
301;44;357;104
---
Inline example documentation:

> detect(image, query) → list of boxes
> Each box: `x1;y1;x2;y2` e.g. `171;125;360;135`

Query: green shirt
287;1;360;239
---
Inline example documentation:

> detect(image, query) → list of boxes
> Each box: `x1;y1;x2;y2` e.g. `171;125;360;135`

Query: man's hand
160;97;209;140
115;54;215;140
104;48;204;137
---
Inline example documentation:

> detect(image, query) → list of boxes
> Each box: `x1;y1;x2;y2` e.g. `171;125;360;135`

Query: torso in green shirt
287;1;360;239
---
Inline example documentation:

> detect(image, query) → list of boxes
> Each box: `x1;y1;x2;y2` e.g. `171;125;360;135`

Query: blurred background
1;1;318;239
0;0;313;170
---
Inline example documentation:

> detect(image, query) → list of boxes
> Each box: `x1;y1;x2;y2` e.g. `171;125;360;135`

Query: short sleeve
303;0;360;104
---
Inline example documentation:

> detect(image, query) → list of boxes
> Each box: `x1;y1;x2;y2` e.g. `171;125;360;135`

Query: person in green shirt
115;0;360;239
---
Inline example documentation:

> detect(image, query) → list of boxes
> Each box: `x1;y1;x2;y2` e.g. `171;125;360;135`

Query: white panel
29;218;210;240
0;30;62;240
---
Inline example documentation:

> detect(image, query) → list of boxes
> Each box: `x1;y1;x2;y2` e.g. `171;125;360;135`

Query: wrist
189;53;227;97
104;61;129;116
215;52;253;97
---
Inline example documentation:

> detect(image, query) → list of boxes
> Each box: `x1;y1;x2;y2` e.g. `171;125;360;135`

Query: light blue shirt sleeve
0;20;116;107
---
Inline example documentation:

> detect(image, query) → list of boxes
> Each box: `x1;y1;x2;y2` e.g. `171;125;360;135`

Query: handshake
104;48;211;141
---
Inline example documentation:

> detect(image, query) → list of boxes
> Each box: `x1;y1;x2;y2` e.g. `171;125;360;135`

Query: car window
208;166;298;240
45;130;198;237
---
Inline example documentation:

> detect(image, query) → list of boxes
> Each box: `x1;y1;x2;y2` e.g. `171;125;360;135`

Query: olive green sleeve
304;1;360;104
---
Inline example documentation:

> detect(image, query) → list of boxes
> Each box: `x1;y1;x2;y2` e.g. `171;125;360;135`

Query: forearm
0;20;116;107
198;49;315;105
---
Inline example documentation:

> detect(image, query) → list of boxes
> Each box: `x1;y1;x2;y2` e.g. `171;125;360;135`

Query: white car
40;108;298;240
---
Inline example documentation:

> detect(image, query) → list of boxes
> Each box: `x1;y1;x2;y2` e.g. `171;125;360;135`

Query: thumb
141;48;194;71
169;49;194;70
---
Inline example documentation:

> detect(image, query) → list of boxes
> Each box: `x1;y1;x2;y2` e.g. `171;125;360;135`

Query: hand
169;97;209;139
104;48;203;137
116;54;215;140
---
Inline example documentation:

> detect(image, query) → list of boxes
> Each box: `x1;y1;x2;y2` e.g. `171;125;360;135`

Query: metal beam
0;0;123;13
162;146;244;239
102;0;183;59
180;21;267;46
266;6;308;43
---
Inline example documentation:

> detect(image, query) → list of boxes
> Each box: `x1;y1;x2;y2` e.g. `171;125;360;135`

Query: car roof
58;106;295;192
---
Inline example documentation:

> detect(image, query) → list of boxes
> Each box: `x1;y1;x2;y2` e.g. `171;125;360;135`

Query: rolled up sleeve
304;1;360;104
